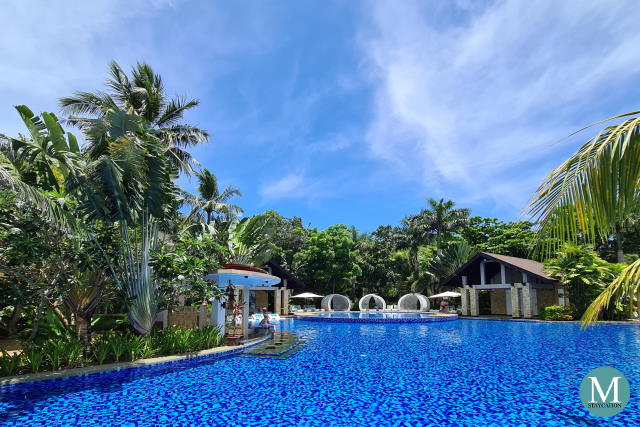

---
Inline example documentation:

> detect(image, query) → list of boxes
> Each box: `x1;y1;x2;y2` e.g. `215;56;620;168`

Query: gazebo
358;294;386;311
205;264;281;340
397;293;431;311
321;294;351;312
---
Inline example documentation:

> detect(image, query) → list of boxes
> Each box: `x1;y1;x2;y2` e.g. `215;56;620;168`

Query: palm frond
159;124;209;148
59;91;117;117
156;97;200;127
581;258;640;325
528;116;640;255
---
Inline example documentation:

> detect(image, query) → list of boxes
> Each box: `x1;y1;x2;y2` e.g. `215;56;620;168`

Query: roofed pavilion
441;252;565;318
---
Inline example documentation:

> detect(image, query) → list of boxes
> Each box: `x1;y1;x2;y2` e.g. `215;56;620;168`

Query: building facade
441;252;566;318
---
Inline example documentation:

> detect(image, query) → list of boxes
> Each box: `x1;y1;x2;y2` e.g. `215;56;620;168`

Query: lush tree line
1;60;639;355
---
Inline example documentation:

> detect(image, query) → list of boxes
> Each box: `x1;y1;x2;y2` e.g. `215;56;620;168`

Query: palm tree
187;168;242;225
395;215;433;283
419;198;471;245
424;240;476;294
528;110;640;324
59;61;208;174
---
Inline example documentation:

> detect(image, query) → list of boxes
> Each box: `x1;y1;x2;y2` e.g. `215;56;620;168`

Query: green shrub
64;339;84;368
0;350;22;377
123;333;151;361
107;332;128;362
198;326;223;349
150;327;178;355
540;305;574;321
21;344;45;373
43;340;67;370
91;335;112;365
91;314;129;332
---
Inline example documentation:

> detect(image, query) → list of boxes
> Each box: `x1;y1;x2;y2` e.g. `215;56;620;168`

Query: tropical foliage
545;245;624;319
2;58;639;378
528;111;640;324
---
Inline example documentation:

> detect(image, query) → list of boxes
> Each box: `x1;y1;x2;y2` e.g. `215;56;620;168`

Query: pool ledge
0;334;272;386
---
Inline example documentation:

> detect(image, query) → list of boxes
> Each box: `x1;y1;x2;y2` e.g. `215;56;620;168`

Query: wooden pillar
275;288;282;315
480;261;486;285
242;288;250;340
500;263;506;284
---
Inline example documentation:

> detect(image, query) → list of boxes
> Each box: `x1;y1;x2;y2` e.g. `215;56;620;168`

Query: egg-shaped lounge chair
397;293;430;311
321;294;352;312
358;294;386;311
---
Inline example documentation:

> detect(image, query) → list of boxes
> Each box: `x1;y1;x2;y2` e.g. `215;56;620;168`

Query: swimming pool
1;319;638;425
296;311;458;323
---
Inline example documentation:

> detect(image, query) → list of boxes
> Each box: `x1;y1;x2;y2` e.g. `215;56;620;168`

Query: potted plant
226;302;245;346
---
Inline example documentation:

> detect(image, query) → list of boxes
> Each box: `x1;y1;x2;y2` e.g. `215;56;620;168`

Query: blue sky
2;0;640;231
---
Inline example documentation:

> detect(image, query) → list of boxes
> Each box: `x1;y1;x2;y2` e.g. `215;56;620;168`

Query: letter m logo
588;376;621;403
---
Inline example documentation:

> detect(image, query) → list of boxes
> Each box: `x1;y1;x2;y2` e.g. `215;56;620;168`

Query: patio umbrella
292;292;323;298
428;291;462;298
291;292;323;310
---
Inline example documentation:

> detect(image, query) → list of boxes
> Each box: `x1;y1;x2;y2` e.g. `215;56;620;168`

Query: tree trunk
76;316;91;344
7;304;23;335
28;293;48;341
206;210;212;225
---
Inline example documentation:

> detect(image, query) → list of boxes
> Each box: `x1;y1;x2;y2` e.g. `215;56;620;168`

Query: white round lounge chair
321;294;352;312
397;293;431;311
358;294;386;311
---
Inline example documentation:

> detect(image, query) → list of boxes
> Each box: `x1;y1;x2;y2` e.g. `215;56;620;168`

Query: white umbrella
292;292;323;298
429;291;462;298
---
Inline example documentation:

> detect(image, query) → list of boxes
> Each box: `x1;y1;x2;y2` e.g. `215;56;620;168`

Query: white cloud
362;0;640;214
0;0;276;138
259;174;307;201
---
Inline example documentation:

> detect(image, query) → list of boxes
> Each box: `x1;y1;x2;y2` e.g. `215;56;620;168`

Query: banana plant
225;214;275;266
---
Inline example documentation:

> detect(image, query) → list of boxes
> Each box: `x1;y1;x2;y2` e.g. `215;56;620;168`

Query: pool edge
0;334;272;387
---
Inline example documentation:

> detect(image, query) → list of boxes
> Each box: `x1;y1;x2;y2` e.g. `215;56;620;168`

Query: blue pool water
1;319;639;426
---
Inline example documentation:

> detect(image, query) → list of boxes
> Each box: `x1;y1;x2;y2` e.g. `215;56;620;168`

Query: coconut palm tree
528;110;640;324
186;168;242;225
420;198;471;245
395;215;433;283
59;61;208;174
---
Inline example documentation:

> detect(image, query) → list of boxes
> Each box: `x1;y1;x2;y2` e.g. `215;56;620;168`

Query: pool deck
0;334;272;386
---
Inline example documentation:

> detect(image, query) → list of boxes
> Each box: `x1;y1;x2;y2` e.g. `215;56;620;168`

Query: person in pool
259;308;276;334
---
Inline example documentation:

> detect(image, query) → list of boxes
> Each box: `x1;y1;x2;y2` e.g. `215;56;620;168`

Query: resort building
259;261;305;315
441;252;565;318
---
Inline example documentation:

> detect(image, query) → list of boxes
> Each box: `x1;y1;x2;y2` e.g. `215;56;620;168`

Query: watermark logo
580;367;630;417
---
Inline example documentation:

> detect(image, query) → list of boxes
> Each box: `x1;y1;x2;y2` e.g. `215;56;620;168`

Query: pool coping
0;334;272;386
459;316;640;325
295;312;458;323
